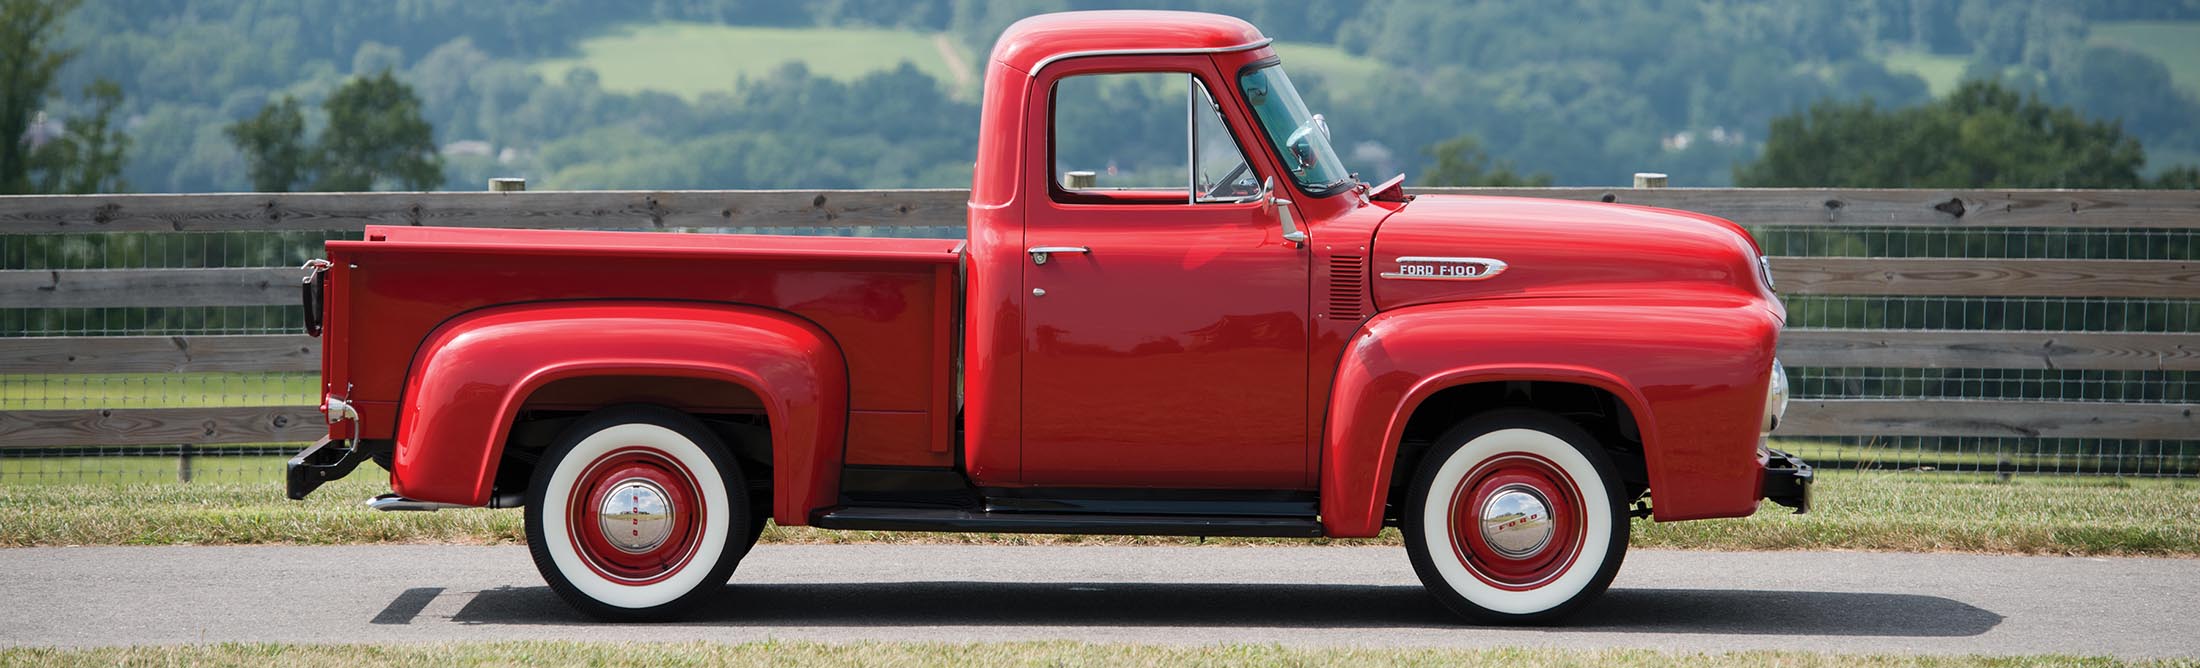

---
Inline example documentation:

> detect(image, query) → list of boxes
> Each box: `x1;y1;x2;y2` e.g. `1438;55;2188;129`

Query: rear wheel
525;404;750;621
739;501;769;558
1402;408;1629;624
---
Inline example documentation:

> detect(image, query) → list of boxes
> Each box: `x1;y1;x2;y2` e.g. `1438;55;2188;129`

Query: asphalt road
1;544;2194;658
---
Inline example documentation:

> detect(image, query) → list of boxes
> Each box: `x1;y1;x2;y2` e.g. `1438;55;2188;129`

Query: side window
1052;72;1253;203
1192;82;1256;202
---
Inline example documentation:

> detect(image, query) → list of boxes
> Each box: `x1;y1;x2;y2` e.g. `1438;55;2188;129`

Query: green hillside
532;24;978;99
2089;21;2200;97
1271;43;1386;98
1878;49;1968;97
531;23;1383;102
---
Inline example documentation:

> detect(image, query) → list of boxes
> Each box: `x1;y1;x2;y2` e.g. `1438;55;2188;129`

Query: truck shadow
443;583;1999;636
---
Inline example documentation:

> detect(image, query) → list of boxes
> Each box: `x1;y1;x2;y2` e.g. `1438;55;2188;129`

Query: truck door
1019;59;1310;489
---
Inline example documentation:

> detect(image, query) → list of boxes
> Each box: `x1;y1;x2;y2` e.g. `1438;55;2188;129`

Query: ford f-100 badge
1381;256;1508;280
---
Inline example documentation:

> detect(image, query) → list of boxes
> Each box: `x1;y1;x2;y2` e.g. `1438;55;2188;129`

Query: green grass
0;454;289;484
2090;21;2200;98
5;469;2196;556
0;373;315;409
1878;48;1970;97
532;23;976;100
0;641;2182;668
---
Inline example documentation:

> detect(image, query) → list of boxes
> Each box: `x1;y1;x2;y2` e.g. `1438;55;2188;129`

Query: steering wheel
1201;162;1254;200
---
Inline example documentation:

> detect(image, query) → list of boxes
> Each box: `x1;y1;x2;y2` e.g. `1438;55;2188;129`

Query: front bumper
1762;448;1813;514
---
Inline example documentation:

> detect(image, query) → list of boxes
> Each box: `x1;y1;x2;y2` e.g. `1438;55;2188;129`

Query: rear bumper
286;437;369;500
1761;447;1813;514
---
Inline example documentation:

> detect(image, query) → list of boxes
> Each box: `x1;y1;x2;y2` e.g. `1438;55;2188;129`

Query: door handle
1028;246;1089;265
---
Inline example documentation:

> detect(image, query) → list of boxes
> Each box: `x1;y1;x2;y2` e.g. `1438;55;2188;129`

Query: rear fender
1320;298;1778;536
393;301;847;525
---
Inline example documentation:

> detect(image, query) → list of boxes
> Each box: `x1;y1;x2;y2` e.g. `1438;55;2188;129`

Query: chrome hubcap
598;479;675;553
1479;484;1554;558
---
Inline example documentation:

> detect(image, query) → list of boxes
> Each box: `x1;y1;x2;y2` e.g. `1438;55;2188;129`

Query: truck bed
322;225;964;467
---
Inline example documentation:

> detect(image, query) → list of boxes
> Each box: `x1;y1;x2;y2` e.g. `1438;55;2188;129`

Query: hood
1370;195;1774;312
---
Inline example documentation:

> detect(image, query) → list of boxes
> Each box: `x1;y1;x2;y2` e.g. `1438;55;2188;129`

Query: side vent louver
1328;255;1366;321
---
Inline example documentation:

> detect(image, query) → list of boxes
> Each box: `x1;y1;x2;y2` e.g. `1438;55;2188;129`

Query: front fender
393;301;847;525
1320;297;1778;536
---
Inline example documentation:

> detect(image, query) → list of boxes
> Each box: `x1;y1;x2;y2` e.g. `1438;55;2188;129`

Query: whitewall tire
525;405;751;621
1402;408;1629;624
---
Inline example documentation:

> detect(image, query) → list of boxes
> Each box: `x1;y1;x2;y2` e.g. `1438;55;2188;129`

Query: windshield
1238;64;1351;195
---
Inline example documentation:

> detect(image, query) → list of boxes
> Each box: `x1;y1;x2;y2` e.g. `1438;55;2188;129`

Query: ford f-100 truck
287;10;1810;624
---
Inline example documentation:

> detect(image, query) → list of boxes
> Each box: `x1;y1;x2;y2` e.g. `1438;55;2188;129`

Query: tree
1418;136;1552;187
0;0;81;194
2155;165;2200;190
315;70;444;191
227;71;445;192
28;79;128;193
225;96;309;192
1734;80;2188;189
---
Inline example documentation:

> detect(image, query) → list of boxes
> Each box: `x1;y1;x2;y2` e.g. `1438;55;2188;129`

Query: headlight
1764;358;1789;432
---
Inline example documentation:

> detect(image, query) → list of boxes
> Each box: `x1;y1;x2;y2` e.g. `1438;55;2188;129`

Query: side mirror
1262;176;1308;247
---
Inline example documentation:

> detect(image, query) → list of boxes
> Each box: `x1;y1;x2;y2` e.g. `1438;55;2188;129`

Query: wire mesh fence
1770;435;2200;478
1;190;2194;485
1752;225;2200;260
0;445;300;484
0;221;967;485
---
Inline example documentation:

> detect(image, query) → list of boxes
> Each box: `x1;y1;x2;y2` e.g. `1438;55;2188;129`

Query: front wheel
525;405;750;621
1402;409;1629;624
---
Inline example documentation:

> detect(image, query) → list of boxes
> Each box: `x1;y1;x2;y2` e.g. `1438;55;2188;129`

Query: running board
810;506;1324;538
365;493;524;512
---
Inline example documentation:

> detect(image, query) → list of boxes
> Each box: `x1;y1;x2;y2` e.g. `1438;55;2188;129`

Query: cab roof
989;10;1269;75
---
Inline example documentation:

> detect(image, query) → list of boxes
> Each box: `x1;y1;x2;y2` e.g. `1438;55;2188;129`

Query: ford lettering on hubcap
598;479;675;553
1479;484;1553;558
568;447;706;585
1448;453;1586;590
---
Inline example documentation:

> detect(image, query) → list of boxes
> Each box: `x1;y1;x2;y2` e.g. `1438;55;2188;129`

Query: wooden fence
0;188;2194;464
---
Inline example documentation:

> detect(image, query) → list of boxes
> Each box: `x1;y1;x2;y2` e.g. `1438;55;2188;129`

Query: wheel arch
393;301;847;525
1322;361;1657;538
1383;375;1653;529
1320;298;1775;536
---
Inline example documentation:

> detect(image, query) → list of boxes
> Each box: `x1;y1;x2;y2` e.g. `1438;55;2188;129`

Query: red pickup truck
288;10;1808;624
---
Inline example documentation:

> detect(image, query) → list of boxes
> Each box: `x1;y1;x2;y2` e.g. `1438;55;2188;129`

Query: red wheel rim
566;446;708;585
1446;452;1587;590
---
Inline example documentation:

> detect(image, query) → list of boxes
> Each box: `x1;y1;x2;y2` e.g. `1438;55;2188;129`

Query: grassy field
528;22;1386;103
1878;49;1969;97
0;373;315;409
0;454;293;485
0;640;2181;668
2090;21;2200;98
1272;42;1388;98
532;24;976;99
3;469;2195;556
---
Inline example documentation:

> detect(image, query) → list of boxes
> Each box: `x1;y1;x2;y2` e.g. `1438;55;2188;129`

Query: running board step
811;506;1324;538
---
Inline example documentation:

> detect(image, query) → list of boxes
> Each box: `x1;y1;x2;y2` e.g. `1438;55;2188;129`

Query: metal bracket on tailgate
301;259;331;337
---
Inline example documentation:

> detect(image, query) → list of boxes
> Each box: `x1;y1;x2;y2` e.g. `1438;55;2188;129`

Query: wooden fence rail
1;188;2195;457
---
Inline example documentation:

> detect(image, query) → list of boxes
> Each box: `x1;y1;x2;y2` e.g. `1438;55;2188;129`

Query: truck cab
289;10;1809;625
